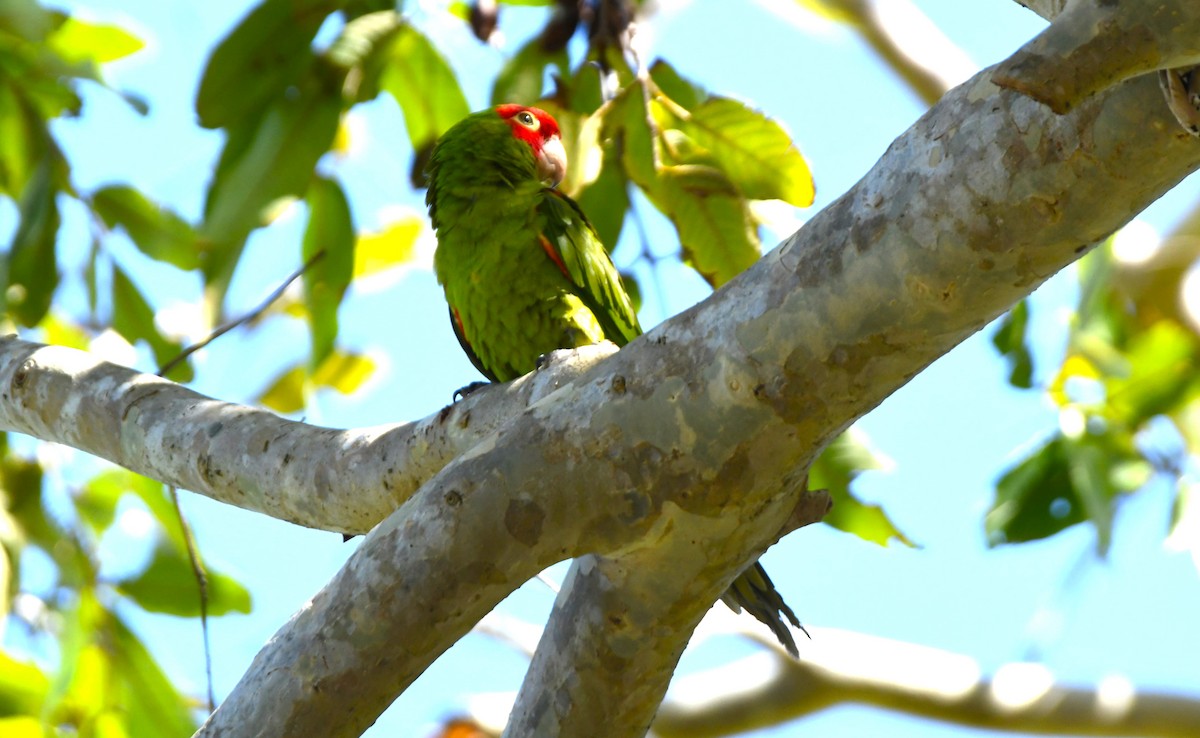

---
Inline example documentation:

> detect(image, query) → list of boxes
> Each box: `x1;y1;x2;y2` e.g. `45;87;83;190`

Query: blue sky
17;1;1200;735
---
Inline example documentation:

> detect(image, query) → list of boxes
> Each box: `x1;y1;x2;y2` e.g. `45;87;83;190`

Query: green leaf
111;265;193;382
302;176;355;369
116;541;252;617
4;160;60;326
991;299;1034;389
986;432;1137;553
194;0;336;129
810;431;914;546
200;65;341;247
353;216;422;278
46;17;144;65
377;24;471;156
656;164;759;288
91;185;200;270
490;35;569;106
573;144;628;254
107;612;198;736
1106;321;1198;426
0;81;48;197
648;59;706;111
664;95;814;207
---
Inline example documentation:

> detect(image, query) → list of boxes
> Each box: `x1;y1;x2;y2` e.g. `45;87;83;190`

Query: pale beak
537;135;567;188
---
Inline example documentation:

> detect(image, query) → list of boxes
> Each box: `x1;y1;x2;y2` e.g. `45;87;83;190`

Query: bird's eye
516;111;539;130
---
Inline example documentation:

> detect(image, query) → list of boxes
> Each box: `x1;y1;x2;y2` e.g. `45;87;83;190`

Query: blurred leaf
0;82;47;197
116;541;251;617
991;299;1034;389
377;24;470;161
201;64;341;247
107;611;197;736
987;431;1138;553
793;0;859;25
353;216;422;278
1106;320;1198;426
2;451;53;550
0;652;48;716
302;176;355;369
0;717;43;737
111;265;193;382
491;35;568;106
195;0;336;128
46;17;144;65
259;364;305;413
312;350;375;395
39;313;90;349
809;431;913;546
4;161;60;327
91;185;200;270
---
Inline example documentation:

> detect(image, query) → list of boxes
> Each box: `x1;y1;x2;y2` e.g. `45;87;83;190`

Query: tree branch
654;628;1200;738
994;0;1200;112
0;337;615;535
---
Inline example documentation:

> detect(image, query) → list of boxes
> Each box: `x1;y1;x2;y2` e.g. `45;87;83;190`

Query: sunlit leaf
0;652;49;716
991;299;1034;389
312;350;375;395
353;217;422;278
258;364;306;413
657;164;759;287
648;59;707;111
810;431;913;546
91;185;200;270
1106;320;1198;426
195;0;336;128
46;17;144;65
111;265;193;381
302;176;355;369
0;717;44;737
116;541;252;617
660;94;814;207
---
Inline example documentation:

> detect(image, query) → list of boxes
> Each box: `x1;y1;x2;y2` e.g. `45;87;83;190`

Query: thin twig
168;485;215;712
157;250;326;377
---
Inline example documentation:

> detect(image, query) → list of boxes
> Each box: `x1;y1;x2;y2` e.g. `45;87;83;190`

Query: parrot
425;104;806;657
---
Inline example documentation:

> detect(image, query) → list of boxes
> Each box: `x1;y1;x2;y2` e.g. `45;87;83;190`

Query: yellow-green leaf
46;17;144;65
116;541;252;617
810;431;914;547
4;161;60;327
259;364;306;414
353;217;422;278
313;350;375;395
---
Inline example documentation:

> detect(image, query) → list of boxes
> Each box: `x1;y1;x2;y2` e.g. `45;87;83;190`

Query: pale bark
654;629;1200;738
1;2;1199;736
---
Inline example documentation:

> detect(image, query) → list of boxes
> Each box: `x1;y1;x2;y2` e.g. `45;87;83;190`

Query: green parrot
426;104;806;657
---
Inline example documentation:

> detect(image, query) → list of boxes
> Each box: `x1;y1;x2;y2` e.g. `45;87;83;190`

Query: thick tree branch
994;0;1200;112
0;337;615;535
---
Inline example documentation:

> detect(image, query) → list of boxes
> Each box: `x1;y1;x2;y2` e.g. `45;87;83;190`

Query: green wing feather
537;189;642;346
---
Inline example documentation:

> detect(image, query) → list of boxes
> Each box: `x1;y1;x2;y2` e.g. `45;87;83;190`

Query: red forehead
495;104;560;138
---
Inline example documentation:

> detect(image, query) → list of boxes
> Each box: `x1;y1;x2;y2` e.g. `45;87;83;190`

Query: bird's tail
720;561;807;658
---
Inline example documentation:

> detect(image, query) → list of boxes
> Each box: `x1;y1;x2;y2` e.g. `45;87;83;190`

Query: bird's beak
537;135;567;188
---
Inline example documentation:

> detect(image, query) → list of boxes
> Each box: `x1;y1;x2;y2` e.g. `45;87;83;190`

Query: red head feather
495;104;566;187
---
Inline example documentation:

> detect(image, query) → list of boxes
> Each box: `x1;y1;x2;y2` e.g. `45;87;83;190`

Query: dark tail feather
720;561;807;658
